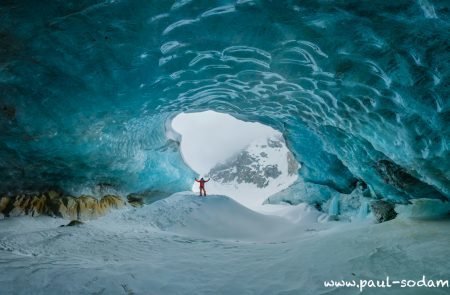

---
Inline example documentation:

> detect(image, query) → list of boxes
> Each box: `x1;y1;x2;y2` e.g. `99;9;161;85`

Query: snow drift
0;192;449;294
127;192;293;240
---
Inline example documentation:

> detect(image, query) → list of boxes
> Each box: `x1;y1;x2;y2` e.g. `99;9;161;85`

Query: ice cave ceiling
0;0;449;203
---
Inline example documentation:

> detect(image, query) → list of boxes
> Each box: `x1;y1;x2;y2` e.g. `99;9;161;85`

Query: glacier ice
0;0;448;211
396;198;450;219
327;195;340;217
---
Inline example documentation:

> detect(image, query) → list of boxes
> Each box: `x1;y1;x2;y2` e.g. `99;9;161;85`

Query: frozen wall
0;1;448;205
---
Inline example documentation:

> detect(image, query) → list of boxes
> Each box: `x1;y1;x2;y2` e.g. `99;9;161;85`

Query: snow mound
0;195;449;295
135;192;292;240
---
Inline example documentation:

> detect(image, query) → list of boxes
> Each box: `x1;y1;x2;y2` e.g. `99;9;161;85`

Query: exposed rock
267;139;282;148
0;192;125;220
287;151;299;176
127;194;144;207
370;200;397;223
66;220;84;227
47;190;61;199
10;195;31;217
48;196;79;219
101;195;126;209
374;160;446;201
0;196;10;213
78;196;100;220
126;190;171;205
263;165;282;178
208;150;282;188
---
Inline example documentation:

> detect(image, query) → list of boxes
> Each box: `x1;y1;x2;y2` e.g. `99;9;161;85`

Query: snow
172;111;299;210
171;111;277;175
1;192;449;295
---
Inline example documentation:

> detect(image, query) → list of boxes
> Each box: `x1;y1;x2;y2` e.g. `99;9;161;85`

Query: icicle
328;195;340;216
357;199;369;219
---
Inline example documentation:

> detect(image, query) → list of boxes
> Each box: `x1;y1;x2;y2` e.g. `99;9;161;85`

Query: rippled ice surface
1;2;449;294
1;1;449;205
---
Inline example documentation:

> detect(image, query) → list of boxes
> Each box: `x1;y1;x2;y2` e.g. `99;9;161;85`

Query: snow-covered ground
201;136;299;210
0;192;448;295
171;111;299;210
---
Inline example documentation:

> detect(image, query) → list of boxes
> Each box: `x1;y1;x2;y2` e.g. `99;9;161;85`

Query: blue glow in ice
0;0;448;207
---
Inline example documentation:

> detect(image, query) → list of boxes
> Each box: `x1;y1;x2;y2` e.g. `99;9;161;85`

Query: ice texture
0;1;448;206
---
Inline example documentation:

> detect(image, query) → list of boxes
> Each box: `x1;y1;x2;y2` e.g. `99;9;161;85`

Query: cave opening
170;110;300;210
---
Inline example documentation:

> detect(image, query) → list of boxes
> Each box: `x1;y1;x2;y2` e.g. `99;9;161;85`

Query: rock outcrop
126;194;145;207
60;220;84;227
370;200;398;223
207;137;295;189
0;191;126;220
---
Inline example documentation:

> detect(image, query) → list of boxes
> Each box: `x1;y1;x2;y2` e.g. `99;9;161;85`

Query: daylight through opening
171;111;300;210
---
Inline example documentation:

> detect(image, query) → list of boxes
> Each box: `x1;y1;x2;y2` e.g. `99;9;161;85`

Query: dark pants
199;187;206;196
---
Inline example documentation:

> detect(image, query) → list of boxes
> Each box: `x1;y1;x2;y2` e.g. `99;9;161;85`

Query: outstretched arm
205;178;210;182
195;179;200;182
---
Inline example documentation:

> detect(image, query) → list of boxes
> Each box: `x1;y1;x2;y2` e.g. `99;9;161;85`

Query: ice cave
0;1;449;294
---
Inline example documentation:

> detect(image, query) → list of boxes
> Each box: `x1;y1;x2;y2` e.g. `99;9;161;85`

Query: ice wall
0;1;448;204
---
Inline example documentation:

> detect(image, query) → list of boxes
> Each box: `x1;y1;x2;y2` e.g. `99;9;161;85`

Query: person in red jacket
195;177;210;196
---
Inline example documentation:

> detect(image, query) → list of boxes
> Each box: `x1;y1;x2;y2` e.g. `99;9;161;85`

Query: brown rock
47;190;61;200
77;195;97;220
9;194;29;217
48;195;80;220
0;196;10;213
0;192;126;221
100;195;126;208
28;194;48;217
62;196;81;220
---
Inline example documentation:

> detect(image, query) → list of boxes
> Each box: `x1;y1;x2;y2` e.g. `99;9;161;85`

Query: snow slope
0;192;449;295
171;111;300;210
201;136;299;210
119;192;294;240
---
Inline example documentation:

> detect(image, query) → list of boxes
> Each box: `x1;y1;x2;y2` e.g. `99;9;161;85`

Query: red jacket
195;178;209;188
